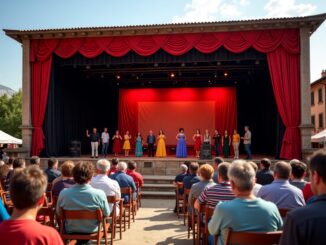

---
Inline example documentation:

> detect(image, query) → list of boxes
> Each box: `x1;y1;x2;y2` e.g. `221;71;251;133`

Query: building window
311;91;315;106
318;88;323;103
319;113;324;129
311;115;315;127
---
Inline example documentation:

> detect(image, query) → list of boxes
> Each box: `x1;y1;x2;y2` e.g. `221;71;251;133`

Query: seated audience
51;160;75;197
257;161;305;209
126;160;144;188
289;159;307;190
0;200;9;222
302;182;315;202
5;158;25;190
45;158;61;184
248;161;262;195
256;158;274;185
0;161;9;180
56;161;110;235
110;161;136;203
208;160;283;245
196;162;235;209
0;166;63;244
212;157;224;183
183;162;200;190
279;150;326;245
108;158;119;176
29;156;41;166
174;164;188;184
188;164;215;209
91;159;121;214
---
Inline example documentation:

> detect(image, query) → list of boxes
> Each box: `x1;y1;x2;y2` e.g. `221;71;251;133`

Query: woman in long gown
212;129;221;156
122;130;132;157
156;130;167;157
135;132;143;157
112;130;122;157
222;130;231;158
176;128;187;158
192;129;202;158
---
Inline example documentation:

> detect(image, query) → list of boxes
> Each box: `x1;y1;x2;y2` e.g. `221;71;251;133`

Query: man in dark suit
147;130;156;157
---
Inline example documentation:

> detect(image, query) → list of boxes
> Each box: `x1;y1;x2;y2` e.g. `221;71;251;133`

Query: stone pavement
112;199;191;245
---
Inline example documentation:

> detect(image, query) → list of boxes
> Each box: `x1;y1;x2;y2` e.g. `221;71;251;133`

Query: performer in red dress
112;130;122;157
192;129;202;158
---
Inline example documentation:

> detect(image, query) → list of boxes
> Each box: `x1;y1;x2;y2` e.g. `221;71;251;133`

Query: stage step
141;190;175;199
142;183;175;192
143;175;175;184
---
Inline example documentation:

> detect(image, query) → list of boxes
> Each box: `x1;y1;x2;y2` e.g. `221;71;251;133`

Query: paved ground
112;199;191;245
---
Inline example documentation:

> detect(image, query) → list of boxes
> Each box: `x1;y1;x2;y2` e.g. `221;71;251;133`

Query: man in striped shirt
195;162;235;209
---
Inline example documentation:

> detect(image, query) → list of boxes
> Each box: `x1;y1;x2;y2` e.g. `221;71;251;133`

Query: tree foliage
0;90;22;138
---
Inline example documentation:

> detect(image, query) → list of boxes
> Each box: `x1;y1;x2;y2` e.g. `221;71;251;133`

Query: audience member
91;159;121;215
0;200;9;222
5;158;25;190
110;161;136;203
45;158;61;183
279;150;326;245
208;160;282;245
56;161;110;237
212;157;224;183
0;166;63;244
0;161;9;180
174;164;188;184
51;160;75;197
289;159;307;190
29;156;40;166
108;158;119;176
196;162;235;209
188;164;215;208
126;160;144;188
183;162;200;189
257;161;305;209
256;158;274;185
248;161;262;195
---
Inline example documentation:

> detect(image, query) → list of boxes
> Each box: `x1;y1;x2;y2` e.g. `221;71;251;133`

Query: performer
101;127;110;158
156;130;167;157
112;130;122;157
203;129;211;144
241;126;252;159
123;130;132;157
192;129;202;158
176;128;187;158
147;130;156;157
135;132;143;157
212;129;221;156
86;128;100;158
222;130;231;158
232;129;241;159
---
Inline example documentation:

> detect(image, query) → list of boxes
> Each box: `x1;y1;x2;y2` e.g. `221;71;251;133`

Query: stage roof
4;13;326;43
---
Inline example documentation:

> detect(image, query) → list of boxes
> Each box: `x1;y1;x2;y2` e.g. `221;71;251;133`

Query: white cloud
172;0;249;23
264;0;316;17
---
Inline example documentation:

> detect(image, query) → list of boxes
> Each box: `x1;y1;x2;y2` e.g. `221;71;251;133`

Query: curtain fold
30;29;301;158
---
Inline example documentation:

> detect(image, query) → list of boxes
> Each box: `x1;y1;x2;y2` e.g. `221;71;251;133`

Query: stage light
181;62;186;67
208;80;212;84
224;71;228;77
116;82;119;86
255;60;260;65
86;65;91;70
116;75;121;80
148;81;152;84
136;76;139;80
170;72;175;78
214;73;217;78
154;63;159;67
217;61;221;66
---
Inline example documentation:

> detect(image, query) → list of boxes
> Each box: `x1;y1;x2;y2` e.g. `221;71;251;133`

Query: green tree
0;90;22;138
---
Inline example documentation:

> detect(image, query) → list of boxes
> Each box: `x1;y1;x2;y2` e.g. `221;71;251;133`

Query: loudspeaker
69;140;81;157
200;143;212;160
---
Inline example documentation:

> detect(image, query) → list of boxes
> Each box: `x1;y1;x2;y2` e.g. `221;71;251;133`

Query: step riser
144;180;174;184
142;187;175;192
142;195;174;199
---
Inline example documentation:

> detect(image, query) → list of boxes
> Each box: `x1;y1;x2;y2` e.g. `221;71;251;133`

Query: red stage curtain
118;88;237;146
267;47;301;159
31;58;52;155
29;29;301;158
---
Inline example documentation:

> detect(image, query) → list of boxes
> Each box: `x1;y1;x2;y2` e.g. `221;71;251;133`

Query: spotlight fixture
208;80;212;84
224;71;228;77
170;72;175;78
116;75;121;80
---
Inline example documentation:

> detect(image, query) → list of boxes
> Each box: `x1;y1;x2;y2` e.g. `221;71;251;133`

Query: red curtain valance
30;29;299;61
30;29;301;159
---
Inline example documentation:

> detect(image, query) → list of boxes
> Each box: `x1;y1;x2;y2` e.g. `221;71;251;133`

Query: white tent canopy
0;130;22;144
311;129;326;143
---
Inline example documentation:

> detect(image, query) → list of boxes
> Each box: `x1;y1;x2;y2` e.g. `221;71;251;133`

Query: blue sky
0;0;325;91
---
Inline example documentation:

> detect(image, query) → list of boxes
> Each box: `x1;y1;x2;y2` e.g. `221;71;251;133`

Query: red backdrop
30;29;301;159
118;87;237;147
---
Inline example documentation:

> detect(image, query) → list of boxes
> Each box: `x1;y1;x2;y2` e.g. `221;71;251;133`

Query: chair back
225;228;283;245
278;208;290;218
120;187;132;204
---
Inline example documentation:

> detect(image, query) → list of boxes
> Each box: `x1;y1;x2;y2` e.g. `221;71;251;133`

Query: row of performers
86;127;252;159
